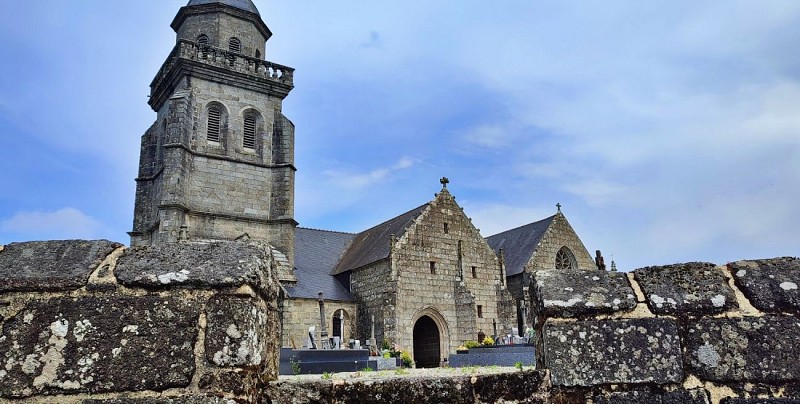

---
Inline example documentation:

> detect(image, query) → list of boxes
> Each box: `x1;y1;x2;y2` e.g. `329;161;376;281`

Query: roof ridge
297;226;356;235
352;203;429;236
486;214;557;239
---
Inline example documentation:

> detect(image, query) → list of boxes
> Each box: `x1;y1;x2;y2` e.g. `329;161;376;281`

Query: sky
0;1;798;271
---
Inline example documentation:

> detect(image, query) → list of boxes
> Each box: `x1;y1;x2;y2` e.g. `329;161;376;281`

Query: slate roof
332;204;429;275
485;215;556;277
187;0;260;15
284;228;356;301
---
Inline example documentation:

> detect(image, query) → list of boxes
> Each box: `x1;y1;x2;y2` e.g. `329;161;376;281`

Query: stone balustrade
153;39;294;88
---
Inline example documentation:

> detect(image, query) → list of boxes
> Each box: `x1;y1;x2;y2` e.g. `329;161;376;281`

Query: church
131;0;596;368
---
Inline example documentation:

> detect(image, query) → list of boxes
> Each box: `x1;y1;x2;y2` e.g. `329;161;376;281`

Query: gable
486;215;555;276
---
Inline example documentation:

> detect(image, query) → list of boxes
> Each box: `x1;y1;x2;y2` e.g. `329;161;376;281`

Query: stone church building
132;0;595;368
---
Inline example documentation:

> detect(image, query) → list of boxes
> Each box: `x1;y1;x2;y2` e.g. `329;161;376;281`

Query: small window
477;305;483;318
430;261;436;274
255;49;261;59
471;266;477;278
443;223;449;234
207;106;221;143
228;37;241;53
243;115;256;149
227;37;241;65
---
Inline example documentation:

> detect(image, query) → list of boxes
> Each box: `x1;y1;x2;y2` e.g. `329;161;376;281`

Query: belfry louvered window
228;38;241;65
207;107;221;143
198;34;209;57
243;115;256;149
228;37;241;53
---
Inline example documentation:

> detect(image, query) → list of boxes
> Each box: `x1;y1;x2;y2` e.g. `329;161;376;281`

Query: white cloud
0;208;104;241
561;180;628;208
322;157;416;190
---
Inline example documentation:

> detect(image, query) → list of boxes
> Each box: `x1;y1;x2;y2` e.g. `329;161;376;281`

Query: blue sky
1;1;798;270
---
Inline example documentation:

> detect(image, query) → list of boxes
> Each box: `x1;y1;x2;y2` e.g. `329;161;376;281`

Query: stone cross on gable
440;177;450;188
556;203;562;212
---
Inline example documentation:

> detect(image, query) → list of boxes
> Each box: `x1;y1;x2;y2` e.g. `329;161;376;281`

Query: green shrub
400;351;414;368
289;358;301;375
464;340;480;349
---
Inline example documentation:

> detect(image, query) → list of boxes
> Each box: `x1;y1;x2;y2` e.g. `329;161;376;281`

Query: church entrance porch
413;316;441;368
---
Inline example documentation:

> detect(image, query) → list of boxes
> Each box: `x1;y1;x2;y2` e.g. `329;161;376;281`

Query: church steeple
130;0;297;265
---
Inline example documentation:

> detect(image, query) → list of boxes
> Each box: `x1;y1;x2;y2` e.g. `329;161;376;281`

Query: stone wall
281;298;358;349
0;240;282;403
534;257;800;403
349;260;394;346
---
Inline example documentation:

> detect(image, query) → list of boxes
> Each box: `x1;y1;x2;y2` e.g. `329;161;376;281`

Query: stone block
0;240;120;292
205;295;269;367
634;262;737;315
116;241;277;296
543;318;683;386
595;389;709;404
81;397;233;404
685;316;800;383
532;269;637;318
471;370;551;403
0;296;199;398
199;369;255;397
729;258;800;314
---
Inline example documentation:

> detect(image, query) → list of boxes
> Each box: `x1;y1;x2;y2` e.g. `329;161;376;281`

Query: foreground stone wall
534;257;800;403
0;240;282;403
2;241;798;403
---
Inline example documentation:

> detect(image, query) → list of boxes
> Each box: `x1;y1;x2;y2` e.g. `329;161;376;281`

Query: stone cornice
158;203;299;227
161;142;297;172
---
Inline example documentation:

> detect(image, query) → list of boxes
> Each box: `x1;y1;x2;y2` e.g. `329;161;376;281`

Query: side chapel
131;0;596;368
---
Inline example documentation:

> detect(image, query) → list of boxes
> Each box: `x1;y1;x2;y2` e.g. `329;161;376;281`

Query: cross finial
440;177;450;188
556;203;562;212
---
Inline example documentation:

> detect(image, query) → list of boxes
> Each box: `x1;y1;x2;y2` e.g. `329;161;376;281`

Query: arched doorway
413;316;440;368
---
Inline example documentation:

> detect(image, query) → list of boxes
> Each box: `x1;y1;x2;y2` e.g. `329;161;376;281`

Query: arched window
555;246;577;270
228;37;241;53
207;106;221;143
243;114;256;149
198;34;209;57
255;49;261;59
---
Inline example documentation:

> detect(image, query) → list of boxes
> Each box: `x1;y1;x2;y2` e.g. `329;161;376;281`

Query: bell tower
130;0;296;263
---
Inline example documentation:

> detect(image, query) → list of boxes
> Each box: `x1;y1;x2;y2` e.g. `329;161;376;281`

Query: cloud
322;157;415;190
0;208;104;241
